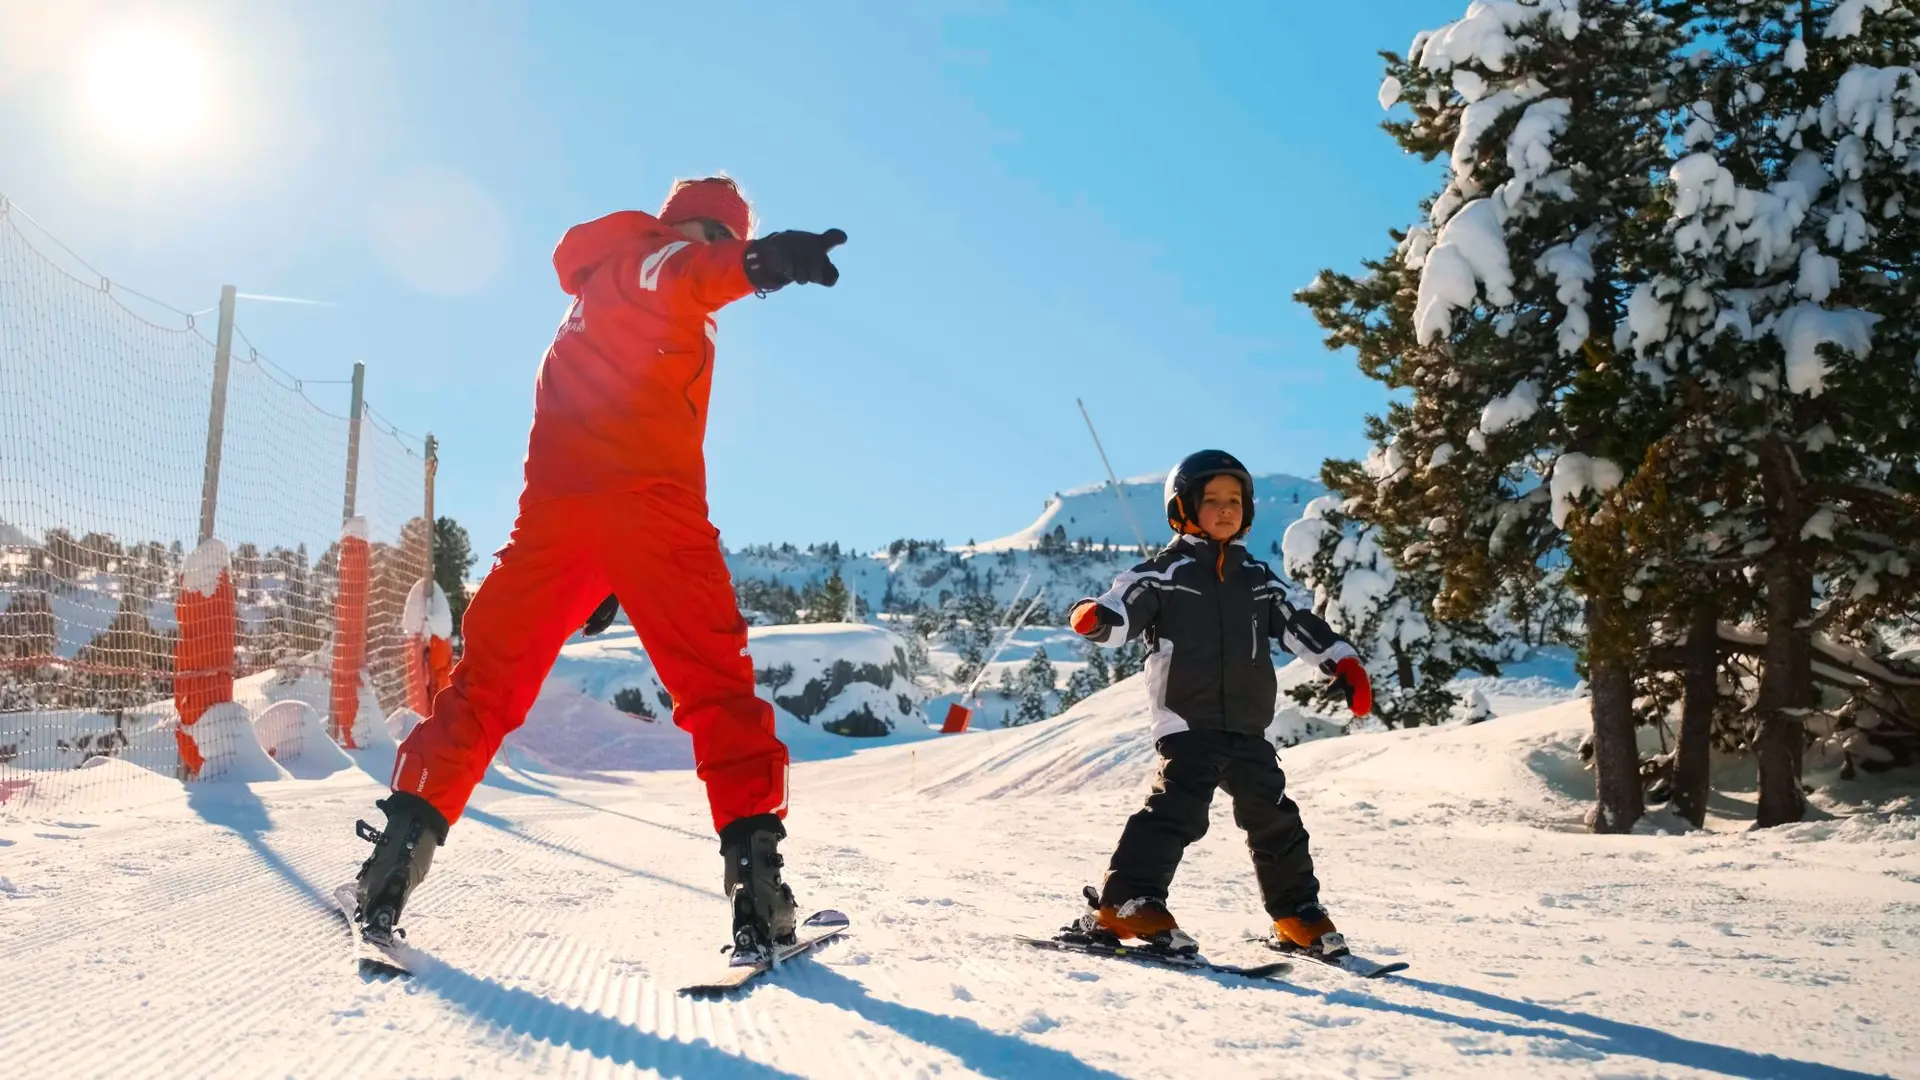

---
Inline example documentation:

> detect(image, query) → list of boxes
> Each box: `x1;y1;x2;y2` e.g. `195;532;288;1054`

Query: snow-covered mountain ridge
723;471;1327;616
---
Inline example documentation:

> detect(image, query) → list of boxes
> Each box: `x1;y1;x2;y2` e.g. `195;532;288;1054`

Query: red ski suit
392;211;788;834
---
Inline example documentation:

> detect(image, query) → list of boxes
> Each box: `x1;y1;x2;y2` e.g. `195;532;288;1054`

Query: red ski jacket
522;211;755;502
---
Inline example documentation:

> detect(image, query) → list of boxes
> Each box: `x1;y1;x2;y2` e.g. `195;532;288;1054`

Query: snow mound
189;702;287;783
505;690;696;778
810;658;1601;834
523;622;943;776
385;708;423;744
401;579;454;639
744;623;928;736
251;701;353;780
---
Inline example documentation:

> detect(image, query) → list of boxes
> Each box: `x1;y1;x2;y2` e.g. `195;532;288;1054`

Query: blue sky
0;0;1446;555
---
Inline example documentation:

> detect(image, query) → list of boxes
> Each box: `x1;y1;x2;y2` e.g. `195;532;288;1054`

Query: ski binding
1248;933;1408;978
1018;929;1291;981
333;882;417;977
679;909;850;996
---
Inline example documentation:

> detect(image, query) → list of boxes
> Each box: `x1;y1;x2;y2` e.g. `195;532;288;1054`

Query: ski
679;909;850;996
1017;933;1292;981
332;883;416;977
1247;935;1408;979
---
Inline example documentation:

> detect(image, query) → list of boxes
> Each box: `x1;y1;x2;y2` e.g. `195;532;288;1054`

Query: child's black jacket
1082;534;1357;739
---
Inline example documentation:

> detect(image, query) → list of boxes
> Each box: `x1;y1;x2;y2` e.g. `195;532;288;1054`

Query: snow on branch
1412;0;1581;74
1537;233;1595;355
1773;303;1881;395
1823;0;1896;41
1415;198;1513;345
1478;380;1541;436
1549;451;1622;528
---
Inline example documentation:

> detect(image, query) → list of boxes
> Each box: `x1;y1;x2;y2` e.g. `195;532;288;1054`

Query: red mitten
1331;657;1372;717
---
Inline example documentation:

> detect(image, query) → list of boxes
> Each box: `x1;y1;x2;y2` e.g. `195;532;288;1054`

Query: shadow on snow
398;951;807;1080
1274;975;1892;1080
784;963;1128;1080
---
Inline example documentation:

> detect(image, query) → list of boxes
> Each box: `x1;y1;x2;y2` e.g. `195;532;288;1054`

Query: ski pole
1077;398;1151;559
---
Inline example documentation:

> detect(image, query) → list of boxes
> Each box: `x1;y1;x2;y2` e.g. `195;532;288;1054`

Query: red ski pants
392;487;788;834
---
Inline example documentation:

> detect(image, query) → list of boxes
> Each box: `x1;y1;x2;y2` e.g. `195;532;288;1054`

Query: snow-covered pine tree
1303;0;1694;831
1621;0;1920;824
1279;485;1497;727
1056;638;1113;713
1082;638;1111;689
803;571;852;624
1011;646;1056;726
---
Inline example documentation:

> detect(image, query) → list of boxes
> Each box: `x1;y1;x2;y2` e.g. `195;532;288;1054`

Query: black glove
743;229;846;291
582;594;620;636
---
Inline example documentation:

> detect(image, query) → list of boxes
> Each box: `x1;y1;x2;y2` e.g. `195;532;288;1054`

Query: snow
1772;302;1882;395
1450;68;1485;102
1502;98;1571;204
1537;233;1594;355
546;622;935;741
1378;74;1402;110
1415;198;1513;345
1823;0;1894;41
1785;36;1809;72
965;470;1324;561
180;538;231;596
1626;282;1673;354
1669;152;1735;220
1801;505;1838;542
403;578;454;639
6;664;1918;1077
1414;0;1581;74
1451;86;1540;183
1363;442;1406;482
185;701;288;783
340;515;369;542
1477;379;1540;435
1797;247;1841;302
1549;452;1623;529
1279;499;1335;580
251;700;354;780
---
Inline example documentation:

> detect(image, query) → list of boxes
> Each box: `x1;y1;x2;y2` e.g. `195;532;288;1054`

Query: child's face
1198;475;1245;541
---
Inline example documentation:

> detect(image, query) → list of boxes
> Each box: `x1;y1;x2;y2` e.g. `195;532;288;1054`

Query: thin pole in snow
965;590;1047;702
1077;398;1151;559
197;285;237;545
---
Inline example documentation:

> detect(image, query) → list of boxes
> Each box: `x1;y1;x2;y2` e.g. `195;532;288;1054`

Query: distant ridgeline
724;472;1327;623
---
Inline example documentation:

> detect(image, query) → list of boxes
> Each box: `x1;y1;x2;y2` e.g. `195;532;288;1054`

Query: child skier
1067;450;1372;957
350;177;846;962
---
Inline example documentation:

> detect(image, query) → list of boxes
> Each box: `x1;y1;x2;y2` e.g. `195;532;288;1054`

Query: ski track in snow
3;696;1918;1079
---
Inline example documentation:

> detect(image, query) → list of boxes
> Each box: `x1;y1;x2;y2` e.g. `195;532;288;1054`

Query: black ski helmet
1164;450;1254;536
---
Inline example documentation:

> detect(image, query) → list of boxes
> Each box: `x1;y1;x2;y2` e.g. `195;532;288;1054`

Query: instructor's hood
552;211;677;295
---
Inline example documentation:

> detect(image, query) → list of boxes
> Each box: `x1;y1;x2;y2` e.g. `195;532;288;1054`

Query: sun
84;27;208;147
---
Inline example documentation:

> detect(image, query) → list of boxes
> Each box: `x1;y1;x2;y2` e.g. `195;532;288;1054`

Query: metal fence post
424;433;437;584
341;361;365;522
197;285;237;544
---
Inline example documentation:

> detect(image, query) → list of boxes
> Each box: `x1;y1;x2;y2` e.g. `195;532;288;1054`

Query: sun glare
84;27;208;147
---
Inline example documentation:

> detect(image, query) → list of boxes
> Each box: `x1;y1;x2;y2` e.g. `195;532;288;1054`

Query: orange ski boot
1271;901;1347;958
1080;888;1199;954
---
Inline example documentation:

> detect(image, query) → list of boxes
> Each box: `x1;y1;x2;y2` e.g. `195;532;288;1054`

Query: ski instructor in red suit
349;177;846;962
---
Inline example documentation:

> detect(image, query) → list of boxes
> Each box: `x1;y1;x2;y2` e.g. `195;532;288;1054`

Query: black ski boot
719;813;797;964
353;792;448;942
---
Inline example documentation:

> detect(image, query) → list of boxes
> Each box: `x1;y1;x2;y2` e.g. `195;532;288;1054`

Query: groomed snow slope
2;685;1916;1079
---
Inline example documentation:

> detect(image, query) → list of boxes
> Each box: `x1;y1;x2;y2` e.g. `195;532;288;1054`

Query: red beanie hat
659;177;752;241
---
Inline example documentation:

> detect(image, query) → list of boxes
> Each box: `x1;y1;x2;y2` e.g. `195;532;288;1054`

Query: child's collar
1171;533;1246;551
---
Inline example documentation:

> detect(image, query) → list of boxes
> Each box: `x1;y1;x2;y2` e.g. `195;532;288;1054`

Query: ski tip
803;909;851;929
